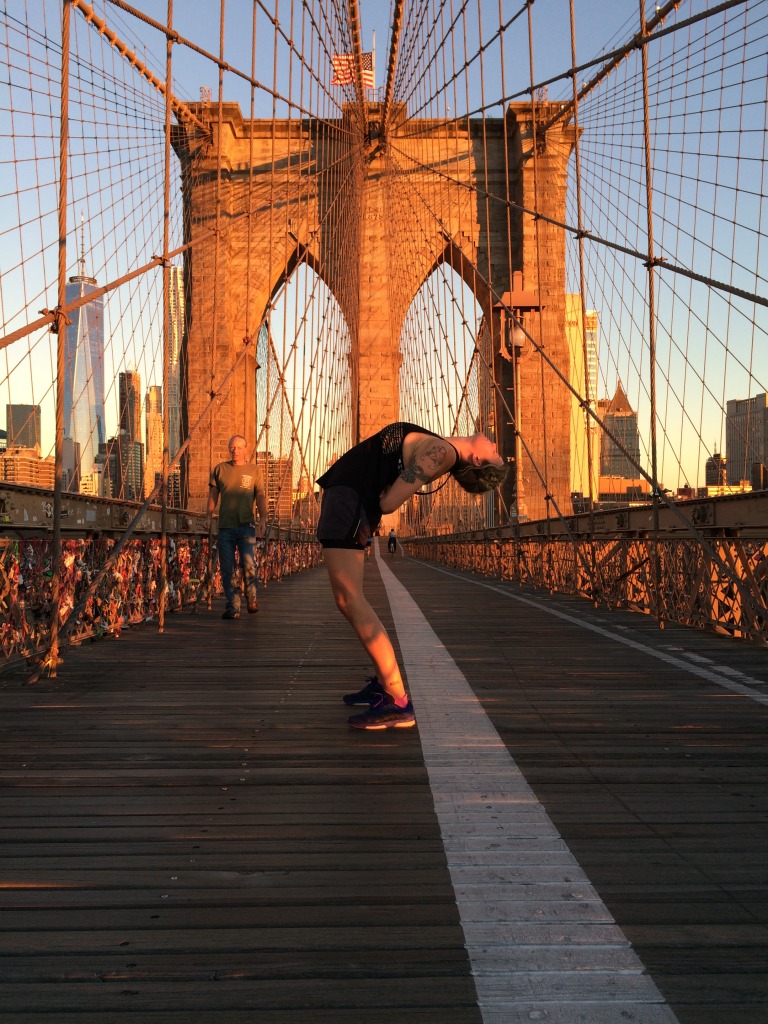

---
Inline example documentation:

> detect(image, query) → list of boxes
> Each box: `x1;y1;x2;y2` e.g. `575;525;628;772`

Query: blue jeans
217;524;257;612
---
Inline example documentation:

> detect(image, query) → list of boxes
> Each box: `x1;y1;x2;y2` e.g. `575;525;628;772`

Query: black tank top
316;421;445;529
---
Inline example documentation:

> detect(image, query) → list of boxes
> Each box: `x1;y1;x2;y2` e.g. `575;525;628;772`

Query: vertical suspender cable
568;0;599;598
158;0;174;633
49;0;71;677
475;0;497;529
638;0;664;626
347;0;368;147
206;0;226;611
246;1;257;439
381;0;404;138
526;2;552;543
268;0;280;458
497;0;518;536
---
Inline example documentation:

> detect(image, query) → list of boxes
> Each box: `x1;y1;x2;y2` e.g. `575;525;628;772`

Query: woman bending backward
316;421;508;730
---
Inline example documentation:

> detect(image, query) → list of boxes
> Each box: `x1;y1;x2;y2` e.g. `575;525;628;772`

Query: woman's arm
379;435;456;513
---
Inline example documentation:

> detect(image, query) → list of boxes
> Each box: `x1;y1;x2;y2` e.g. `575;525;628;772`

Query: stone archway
173;101;577;519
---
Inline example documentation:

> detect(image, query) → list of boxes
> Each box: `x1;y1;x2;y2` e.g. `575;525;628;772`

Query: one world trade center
63;249;105;489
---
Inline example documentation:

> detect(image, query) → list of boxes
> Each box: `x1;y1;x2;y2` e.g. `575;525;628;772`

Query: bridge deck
1;543;767;1024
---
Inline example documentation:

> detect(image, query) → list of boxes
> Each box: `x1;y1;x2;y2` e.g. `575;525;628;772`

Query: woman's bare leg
322;547;406;700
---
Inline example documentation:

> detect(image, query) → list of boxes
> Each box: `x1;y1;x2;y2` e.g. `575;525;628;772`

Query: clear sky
124;0;649;111
3;2;764;491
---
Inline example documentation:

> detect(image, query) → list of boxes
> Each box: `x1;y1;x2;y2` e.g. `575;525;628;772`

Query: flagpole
371;30;376;91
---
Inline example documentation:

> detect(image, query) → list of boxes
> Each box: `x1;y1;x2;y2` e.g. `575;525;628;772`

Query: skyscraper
705;451;727;486
121;437;144;502
6;404;41;450
167;265;184;461
726;393;768;488
97;437;120;498
565;297;599;504
62;436;81;491
164;265;184;507
118;370;144;501
119;370;141;443
144;385;163;498
64;245;105;488
598;383;642;478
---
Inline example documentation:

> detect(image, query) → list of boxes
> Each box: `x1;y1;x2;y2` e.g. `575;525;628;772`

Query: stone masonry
173;101;577;520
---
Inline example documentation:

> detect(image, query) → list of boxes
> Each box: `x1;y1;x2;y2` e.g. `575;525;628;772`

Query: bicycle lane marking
376;550;680;1024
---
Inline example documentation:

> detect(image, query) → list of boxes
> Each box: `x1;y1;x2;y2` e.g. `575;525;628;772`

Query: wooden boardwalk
1;542;767;1023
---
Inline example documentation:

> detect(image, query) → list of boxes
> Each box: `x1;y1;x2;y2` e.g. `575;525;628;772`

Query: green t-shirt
210;461;264;528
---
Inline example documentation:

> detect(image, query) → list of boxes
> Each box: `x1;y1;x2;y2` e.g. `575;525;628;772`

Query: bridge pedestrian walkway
1;541;767;1024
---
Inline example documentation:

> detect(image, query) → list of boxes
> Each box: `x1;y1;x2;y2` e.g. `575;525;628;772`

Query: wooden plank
0;566;480;1021
0;976;482;1011
387;554;768;1024
378;557;677;1023
0;1011;477;1024
2;552;768;1022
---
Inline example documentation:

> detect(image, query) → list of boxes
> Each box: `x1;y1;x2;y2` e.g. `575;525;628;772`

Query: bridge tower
173;102;577;520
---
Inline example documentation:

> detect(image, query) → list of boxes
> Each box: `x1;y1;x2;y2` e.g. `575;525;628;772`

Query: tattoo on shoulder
400;441;449;484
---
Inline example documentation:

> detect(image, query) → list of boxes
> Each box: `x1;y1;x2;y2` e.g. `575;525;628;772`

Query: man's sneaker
348;693;416;730
247;597;259;613
222;609;240;620
342;675;384;706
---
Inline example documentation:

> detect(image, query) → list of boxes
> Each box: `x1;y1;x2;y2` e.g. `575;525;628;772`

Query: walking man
207;435;268;620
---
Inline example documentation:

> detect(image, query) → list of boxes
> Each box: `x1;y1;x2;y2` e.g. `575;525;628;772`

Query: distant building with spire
596;383;650;506
705;450;727;486
63;220;105;489
598;383;642;477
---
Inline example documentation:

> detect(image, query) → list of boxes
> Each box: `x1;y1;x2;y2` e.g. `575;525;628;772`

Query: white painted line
411;558;768;705
375;551;680;1024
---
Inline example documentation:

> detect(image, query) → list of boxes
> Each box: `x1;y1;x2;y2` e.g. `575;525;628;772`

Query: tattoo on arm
400;441;449;484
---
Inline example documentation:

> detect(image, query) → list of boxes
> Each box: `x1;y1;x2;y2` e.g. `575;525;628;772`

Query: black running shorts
316;485;372;550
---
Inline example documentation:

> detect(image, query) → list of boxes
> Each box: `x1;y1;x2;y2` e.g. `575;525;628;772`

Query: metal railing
0;484;321;674
405;497;768;643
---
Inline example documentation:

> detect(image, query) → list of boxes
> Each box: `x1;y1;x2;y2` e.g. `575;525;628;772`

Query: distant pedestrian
316;421;507;729
387;528;397;555
207;435;268;620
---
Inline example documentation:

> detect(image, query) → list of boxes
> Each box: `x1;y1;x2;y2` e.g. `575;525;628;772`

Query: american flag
332;51;375;89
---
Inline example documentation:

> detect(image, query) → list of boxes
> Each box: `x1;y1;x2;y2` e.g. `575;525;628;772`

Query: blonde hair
451;461;509;494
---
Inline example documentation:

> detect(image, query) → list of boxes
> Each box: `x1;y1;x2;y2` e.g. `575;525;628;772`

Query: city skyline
0;2;765;502
5;346;767;501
